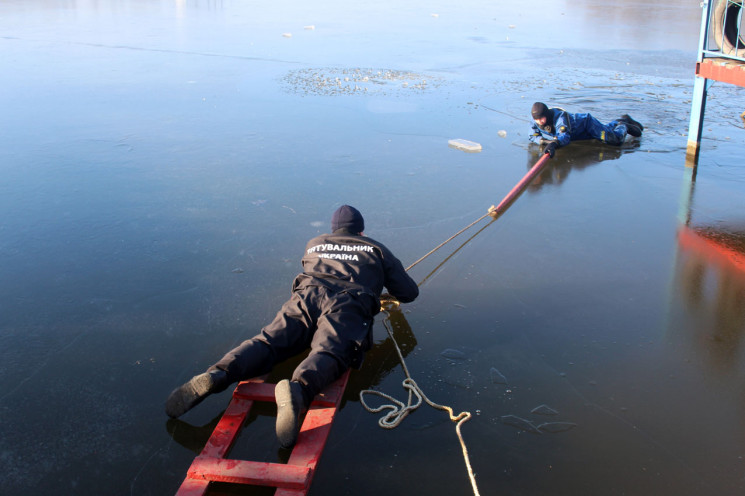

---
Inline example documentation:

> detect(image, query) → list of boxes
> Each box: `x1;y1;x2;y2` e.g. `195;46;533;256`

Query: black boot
624;122;643;138
620;114;644;133
275;379;308;448
165;369;228;418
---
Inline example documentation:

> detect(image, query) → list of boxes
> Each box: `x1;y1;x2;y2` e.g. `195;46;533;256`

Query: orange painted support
696;58;745;87
175;370;350;496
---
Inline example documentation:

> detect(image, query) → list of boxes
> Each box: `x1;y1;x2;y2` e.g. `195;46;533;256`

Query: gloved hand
379;293;400;311
543;141;558;158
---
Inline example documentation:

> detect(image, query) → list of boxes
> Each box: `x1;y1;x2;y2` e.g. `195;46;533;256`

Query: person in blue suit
529;102;643;157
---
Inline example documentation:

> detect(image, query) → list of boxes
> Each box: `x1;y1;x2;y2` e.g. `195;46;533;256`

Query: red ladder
175;370;350;495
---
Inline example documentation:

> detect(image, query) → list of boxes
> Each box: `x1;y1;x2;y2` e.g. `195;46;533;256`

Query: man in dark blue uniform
529;102;643;157
165;205;419;448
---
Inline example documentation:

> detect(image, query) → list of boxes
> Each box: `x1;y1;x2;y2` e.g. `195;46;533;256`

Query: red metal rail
175;371;350;495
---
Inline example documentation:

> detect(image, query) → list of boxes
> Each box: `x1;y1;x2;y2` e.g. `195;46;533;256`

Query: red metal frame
175;370;350;496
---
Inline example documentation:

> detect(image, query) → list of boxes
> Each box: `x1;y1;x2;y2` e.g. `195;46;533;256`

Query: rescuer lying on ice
165;205;419;448
529;101;643;157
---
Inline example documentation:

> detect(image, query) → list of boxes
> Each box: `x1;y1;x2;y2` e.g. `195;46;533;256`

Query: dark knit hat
531;102;550;120
331;205;365;233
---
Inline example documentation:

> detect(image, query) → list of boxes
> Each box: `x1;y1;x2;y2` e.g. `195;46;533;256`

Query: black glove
543;142;558;158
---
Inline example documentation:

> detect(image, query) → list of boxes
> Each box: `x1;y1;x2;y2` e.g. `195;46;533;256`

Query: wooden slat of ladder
175;371;350;496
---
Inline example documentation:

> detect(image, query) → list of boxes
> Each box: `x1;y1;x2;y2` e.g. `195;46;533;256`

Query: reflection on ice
673;224;745;372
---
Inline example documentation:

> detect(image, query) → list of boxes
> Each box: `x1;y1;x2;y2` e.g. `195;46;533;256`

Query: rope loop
360;377;422;429
359;311;481;496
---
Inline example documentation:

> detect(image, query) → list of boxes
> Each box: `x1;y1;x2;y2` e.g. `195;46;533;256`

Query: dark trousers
210;286;374;401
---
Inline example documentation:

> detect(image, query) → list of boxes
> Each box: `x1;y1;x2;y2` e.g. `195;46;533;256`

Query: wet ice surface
2;1;745;495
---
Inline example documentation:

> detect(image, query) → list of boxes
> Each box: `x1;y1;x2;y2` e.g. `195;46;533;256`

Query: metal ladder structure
687;0;745;166
175;370;350;495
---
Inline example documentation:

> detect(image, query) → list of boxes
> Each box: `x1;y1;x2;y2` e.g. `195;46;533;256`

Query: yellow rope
360;307;481;496
405;210;492;272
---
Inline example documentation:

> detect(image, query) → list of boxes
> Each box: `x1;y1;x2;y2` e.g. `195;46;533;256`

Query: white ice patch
448;139;482;153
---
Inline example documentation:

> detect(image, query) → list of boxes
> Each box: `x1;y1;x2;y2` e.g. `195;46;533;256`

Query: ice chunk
448;139;482;153
531;404;559;416
304;25;315;30
282;33;292;38
490;367;508;385
500;415;541;433
537;422;577;433
497;130;507;138
440;348;466;360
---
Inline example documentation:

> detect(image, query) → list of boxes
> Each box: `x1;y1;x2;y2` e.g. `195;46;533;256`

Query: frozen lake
2;1;745;494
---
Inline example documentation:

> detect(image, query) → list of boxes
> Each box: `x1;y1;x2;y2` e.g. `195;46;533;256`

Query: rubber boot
624;122;642;138
619;114;644;134
275;379;308;448
165;369;228;418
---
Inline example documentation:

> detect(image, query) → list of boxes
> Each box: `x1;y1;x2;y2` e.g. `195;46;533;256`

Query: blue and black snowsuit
529;107;629;147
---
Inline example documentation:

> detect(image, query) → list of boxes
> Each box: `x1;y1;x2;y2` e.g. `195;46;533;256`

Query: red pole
489;153;551;219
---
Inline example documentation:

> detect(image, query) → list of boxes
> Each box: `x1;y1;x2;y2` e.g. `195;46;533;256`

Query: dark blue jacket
530;108;621;147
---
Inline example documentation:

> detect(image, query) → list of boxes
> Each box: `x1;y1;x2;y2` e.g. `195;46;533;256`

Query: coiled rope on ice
359;307;481;496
